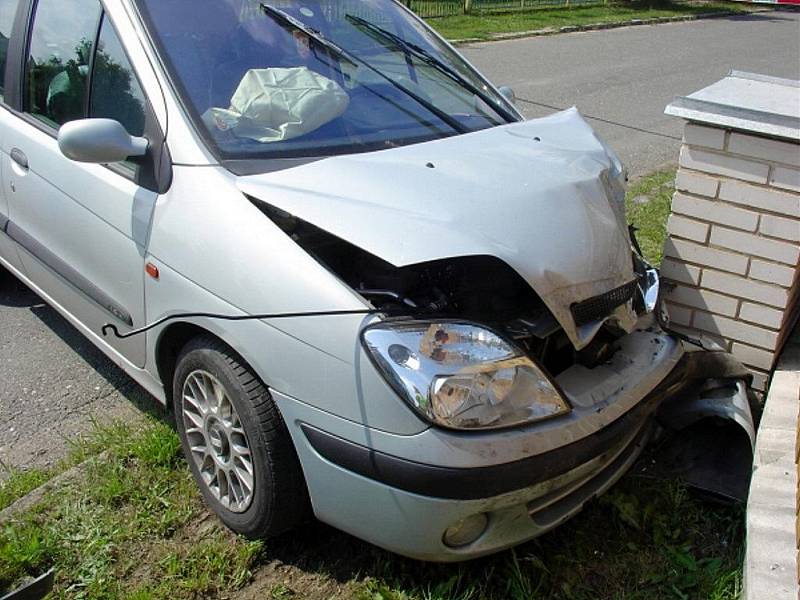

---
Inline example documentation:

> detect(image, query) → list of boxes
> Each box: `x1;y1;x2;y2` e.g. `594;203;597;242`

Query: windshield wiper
259;4;469;134
345;14;517;124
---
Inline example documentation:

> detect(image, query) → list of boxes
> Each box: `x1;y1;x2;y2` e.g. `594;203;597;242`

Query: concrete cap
666;71;800;141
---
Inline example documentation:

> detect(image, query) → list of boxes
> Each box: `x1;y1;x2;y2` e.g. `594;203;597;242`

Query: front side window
90;14;147;137
25;0;102;127
0;0;22;100
136;0;517;161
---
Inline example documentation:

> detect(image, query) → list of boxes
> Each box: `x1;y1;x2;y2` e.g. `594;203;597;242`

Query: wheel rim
182;369;255;513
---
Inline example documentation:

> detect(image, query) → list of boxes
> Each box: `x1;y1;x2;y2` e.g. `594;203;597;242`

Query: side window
0;0;22;101
90;15;146;138
25;0;102;128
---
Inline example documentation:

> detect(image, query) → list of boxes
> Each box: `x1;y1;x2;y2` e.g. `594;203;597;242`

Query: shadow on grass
241;469;744;599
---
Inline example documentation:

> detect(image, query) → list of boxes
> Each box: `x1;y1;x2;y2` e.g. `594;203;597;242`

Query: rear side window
0;0;21;100
25;0;102;127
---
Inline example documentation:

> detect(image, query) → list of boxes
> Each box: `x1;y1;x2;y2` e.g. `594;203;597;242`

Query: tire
173;335;309;538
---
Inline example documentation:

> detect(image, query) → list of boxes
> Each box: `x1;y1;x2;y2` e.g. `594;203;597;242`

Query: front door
0;0;24;273
2;0;159;367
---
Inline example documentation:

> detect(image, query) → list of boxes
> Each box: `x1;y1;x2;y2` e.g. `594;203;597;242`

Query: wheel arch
155;321;267;405
155;322;209;404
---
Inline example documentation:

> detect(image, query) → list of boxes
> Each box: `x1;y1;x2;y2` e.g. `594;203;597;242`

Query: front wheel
173;335;309;538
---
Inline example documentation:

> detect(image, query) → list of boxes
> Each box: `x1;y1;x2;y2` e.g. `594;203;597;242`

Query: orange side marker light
145;262;160;280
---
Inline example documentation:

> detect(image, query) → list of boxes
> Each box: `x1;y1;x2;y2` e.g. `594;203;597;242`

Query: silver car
0;0;754;561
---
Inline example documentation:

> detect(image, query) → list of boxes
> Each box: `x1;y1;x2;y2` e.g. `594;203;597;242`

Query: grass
426;1;752;40
0;417;263;599
0;417;156;512
1;167;738;599
0;467;51;512
625;168;675;266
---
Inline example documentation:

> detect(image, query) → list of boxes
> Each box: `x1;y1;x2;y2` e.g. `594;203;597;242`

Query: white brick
718;180;800;217
679;146;769;184
709;226;800;266
739;302;784;330
701;269;789;309
727;132;800;167
770;166;800;192
667;213;709;243
693;310;778;350
749;259;796;288
663;238;748;274
684;123;726;150
748;369;769;392
672;192;759;231
674;170;719;198
760;214;800;242
665;303;693;327
660;258;702;285
665;284;738;317
731;342;776;371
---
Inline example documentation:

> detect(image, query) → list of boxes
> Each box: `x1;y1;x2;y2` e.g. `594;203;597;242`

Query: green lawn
426;1;751;40
0;168;744;600
0;414;743;599
626;168;676;267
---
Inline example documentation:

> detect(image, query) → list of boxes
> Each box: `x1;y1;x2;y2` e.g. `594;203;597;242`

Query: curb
0;452;108;524
744;332;800;600
450;8;770;45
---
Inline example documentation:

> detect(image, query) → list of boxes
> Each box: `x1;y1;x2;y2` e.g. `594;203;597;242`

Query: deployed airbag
202;67;349;142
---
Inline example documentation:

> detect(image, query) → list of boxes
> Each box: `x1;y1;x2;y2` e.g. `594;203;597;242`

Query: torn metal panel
649;346;757;502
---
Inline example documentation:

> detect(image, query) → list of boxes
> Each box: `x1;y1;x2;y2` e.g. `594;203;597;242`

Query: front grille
570;280;637;327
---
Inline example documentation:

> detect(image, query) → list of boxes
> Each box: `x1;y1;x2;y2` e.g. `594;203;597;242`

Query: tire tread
174;335;309;538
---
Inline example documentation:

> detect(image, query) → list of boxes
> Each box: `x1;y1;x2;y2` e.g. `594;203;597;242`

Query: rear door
1;0;164;367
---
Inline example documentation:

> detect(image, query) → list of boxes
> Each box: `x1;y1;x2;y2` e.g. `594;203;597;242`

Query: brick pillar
663;72;800;392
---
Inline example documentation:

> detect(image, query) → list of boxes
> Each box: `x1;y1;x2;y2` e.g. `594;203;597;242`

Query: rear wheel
173;335;309;538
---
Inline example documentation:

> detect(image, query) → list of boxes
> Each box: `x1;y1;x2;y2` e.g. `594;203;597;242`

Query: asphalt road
2;11;799;474
463;10;800;176
0;270;147;474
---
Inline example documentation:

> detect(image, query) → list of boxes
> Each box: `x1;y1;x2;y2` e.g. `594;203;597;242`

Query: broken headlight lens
362;321;570;430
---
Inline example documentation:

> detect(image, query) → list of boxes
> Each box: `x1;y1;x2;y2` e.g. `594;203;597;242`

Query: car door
0;0;24;272
2;0;163;367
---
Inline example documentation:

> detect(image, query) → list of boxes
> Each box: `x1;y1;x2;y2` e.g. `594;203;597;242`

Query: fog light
442;513;489;548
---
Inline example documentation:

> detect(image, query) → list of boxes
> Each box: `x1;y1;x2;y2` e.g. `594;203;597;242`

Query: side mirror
58;118;148;164
498;86;517;106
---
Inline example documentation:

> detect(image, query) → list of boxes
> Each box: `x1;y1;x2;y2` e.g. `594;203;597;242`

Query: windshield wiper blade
345;14;517;124
259;3;469;134
261;4;349;60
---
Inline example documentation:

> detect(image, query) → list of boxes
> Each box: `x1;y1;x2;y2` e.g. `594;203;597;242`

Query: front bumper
275;322;687;561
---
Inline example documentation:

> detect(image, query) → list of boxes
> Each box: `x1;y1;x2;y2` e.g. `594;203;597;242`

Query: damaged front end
242;108;756;510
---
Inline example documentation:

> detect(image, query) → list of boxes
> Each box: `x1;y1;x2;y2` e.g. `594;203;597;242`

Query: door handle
10;148;28;171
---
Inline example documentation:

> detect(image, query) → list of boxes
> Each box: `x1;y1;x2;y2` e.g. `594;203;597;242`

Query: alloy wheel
182;369;255;512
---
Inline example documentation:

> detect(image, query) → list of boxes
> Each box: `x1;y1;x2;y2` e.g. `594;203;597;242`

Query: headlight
361;321;570;430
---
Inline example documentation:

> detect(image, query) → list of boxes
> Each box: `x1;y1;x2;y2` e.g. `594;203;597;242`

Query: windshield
135;0;518;161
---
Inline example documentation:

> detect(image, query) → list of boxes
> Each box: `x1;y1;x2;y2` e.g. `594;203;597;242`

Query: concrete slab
745;327;800;599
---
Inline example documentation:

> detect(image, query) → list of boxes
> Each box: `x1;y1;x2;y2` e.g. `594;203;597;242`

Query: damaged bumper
277;319;695;561
277;312;756;561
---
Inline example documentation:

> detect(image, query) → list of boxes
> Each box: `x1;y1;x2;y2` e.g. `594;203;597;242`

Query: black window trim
3;0;171;193
2;0;32;111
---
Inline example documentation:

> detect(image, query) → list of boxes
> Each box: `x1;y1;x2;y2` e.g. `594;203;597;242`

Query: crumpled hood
238;108;637;349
